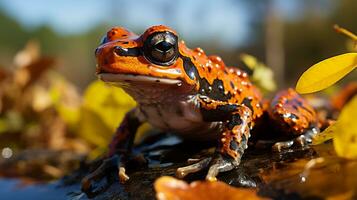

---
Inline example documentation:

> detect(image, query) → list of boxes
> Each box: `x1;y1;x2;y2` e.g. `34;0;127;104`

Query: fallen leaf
240;53;276;93
241;53;258;70
333;96;357;159
154;176;267;200
326;190;354;200
252;65;277;92
32;85;53;112
14;57;55;89
312;122;336;145
0;67;8;82
14;40;40;68
296;53;357;94
78;80;136;149
49;73;81;129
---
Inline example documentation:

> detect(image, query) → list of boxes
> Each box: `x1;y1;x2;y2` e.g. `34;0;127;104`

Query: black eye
156;41;173;52
143;32;178;66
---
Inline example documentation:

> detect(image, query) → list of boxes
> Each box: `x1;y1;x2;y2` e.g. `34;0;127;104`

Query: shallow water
0;179;73;200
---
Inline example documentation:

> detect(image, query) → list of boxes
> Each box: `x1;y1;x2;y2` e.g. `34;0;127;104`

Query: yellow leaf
78;107;113;147
49;73;81;129
240;53;258;70
252;65;277;92
78;80;136;148
312;123;336;145
57;104;80;130
333;96;357;159
240;54;277;93
296;53;357;94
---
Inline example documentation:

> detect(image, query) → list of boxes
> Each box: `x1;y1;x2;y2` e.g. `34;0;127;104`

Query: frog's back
178;42;264;120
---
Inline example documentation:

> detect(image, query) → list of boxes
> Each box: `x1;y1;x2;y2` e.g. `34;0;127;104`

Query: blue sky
0;0;307;47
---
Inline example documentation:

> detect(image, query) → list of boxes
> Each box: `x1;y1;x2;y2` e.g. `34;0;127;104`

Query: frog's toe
206;153;238;181
272;140;294;152
118;166;130;183
273;136;309;152
176;153;239;181
176;157;212;178
81;155;127;197
273;127;319;152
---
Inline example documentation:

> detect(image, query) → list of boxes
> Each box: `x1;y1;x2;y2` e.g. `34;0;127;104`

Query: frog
81;25;320;195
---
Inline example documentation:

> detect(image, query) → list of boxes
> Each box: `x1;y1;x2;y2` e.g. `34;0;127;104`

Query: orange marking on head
141;25;178;41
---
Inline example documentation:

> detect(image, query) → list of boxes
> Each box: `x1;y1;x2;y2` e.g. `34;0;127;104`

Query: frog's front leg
81;108;144;196
177;96;252;181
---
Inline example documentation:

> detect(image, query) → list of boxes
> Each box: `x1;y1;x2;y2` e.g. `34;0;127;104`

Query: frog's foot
176;153;239;181
81;155;128;197
273;127;319;152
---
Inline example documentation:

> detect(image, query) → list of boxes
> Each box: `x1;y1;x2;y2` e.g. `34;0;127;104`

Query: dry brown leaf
154;176;268;200
0;67;8;82
14;57;55;89
14;40;40;68
326;190;354;200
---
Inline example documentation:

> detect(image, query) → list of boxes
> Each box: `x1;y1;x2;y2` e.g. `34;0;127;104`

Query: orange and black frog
81;25;320;195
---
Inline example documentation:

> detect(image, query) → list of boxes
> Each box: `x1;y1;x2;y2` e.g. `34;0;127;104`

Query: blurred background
0;0;356;181
1;0;356;88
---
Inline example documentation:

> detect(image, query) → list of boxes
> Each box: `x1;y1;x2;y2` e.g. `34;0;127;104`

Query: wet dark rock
1;134;356;200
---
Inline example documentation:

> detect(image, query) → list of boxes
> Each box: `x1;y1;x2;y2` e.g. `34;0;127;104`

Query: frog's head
95;25;199;96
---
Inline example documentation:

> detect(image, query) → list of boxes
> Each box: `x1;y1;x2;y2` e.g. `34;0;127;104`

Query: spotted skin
198;96;252;159
268;88;318;135
82;25;320;195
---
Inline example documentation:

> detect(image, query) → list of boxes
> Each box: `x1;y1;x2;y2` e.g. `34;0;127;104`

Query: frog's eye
143;32;178;66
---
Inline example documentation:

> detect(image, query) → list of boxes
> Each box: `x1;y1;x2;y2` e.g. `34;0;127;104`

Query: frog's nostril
94;48;100;56
113;46;141;56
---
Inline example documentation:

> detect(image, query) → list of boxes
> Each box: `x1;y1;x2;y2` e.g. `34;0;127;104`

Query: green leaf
296;53;357;94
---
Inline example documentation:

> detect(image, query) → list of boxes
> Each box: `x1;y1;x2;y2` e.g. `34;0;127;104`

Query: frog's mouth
98;73;183;86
